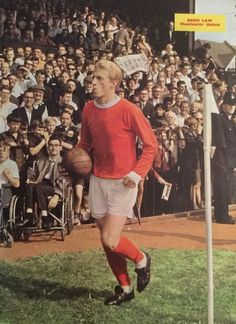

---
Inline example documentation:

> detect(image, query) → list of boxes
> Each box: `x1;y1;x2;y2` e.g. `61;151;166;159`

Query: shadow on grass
0;270;109;301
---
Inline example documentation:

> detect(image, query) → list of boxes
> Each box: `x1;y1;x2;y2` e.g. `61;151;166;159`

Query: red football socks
112;236;144;263
103;236;144;287
103;245;131;286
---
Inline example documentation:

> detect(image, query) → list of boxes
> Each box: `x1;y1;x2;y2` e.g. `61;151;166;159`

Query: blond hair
44;116;57;125
95;59;123;86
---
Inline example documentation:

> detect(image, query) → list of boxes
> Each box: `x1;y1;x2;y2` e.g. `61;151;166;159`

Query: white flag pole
203;84;216;324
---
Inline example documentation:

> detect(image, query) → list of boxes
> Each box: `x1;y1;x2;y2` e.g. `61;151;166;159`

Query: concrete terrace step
76;204;236;230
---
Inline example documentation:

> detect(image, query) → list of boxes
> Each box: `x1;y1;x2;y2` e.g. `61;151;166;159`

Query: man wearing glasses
12;89;43;127
67;64;77;80
0;86;17;119
24;134;64;226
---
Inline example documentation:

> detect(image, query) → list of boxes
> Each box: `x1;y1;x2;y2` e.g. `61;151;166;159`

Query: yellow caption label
175;14;226;32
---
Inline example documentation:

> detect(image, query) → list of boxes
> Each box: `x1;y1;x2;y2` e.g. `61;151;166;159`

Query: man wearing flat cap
211;91;236;224
31;84;49;121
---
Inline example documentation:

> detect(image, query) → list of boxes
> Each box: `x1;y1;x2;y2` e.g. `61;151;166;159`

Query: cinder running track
1;212;236;261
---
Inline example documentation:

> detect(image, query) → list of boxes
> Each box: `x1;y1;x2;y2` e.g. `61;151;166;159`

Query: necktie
44;160;55;180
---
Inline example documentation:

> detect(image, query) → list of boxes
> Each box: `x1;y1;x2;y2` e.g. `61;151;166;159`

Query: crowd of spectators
0;0;235;219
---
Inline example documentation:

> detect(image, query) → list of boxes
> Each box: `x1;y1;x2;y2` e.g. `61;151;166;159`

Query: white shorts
88;174;138;219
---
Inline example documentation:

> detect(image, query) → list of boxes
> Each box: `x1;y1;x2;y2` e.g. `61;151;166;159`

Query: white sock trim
135;252;147;269
26;208;33;213
121;285;133;293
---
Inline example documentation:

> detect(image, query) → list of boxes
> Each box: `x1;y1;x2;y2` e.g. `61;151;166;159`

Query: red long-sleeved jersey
78;98;157;179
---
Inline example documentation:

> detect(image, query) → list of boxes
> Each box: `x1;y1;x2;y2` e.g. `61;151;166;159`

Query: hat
223;92;236;105
31;84;45;92
84;75;93;83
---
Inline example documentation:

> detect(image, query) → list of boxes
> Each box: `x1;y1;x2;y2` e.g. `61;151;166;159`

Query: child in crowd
1;113;29;186
0;137;20;190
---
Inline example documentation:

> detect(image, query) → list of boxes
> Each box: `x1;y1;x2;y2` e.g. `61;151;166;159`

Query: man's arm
26;70;37;88
123;106;157;188
2;168;20;188
130;107;157;178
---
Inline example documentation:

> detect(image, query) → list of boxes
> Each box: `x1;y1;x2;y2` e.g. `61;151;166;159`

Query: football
62;147;93;177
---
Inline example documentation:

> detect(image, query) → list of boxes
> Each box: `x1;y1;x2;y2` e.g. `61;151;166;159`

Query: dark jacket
1;131;28;172
211;112;227;173
12;107;44;127
220;111;236;171
33;156;64;198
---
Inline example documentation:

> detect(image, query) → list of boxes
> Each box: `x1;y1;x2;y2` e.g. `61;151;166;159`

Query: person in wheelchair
0;136;20;247
24;134;64;227
0;136;20;190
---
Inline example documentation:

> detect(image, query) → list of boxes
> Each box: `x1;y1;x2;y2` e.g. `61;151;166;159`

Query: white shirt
0;102;17;119
0;159;19;188
0;116;7;132
176;114;190;127
25;108;33;124
11;72;37;98
181;75;192;90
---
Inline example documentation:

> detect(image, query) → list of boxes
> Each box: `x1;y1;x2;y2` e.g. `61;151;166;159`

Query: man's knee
101;233;119;250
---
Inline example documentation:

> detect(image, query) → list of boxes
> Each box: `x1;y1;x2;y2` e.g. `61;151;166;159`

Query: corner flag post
203;84;217;324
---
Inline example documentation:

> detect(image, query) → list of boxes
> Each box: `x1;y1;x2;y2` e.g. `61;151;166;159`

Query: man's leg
35;182;55;213
90;175;151;305
96;216;135;305
74;182;84;225
100;215;144;263
24;183;36;225
97;214;150;304
25;183;35;211
96;216;131;288
212;166;232;223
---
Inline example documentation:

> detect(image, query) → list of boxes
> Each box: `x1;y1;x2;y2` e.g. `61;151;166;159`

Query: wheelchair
8;178;74;241
0;184;14;248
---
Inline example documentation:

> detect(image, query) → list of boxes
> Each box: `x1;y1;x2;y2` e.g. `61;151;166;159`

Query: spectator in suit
211;92;236;224
125;78;137;99
35;70;52;102
161;21;177;48
212;80;227;109
31;84;49;121
12;89;45;126
138;88;149;112
143;85;163;120
24;134;64;226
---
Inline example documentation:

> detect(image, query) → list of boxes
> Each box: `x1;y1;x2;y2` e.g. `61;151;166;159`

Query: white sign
161;183;172;201
114;53;149;76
